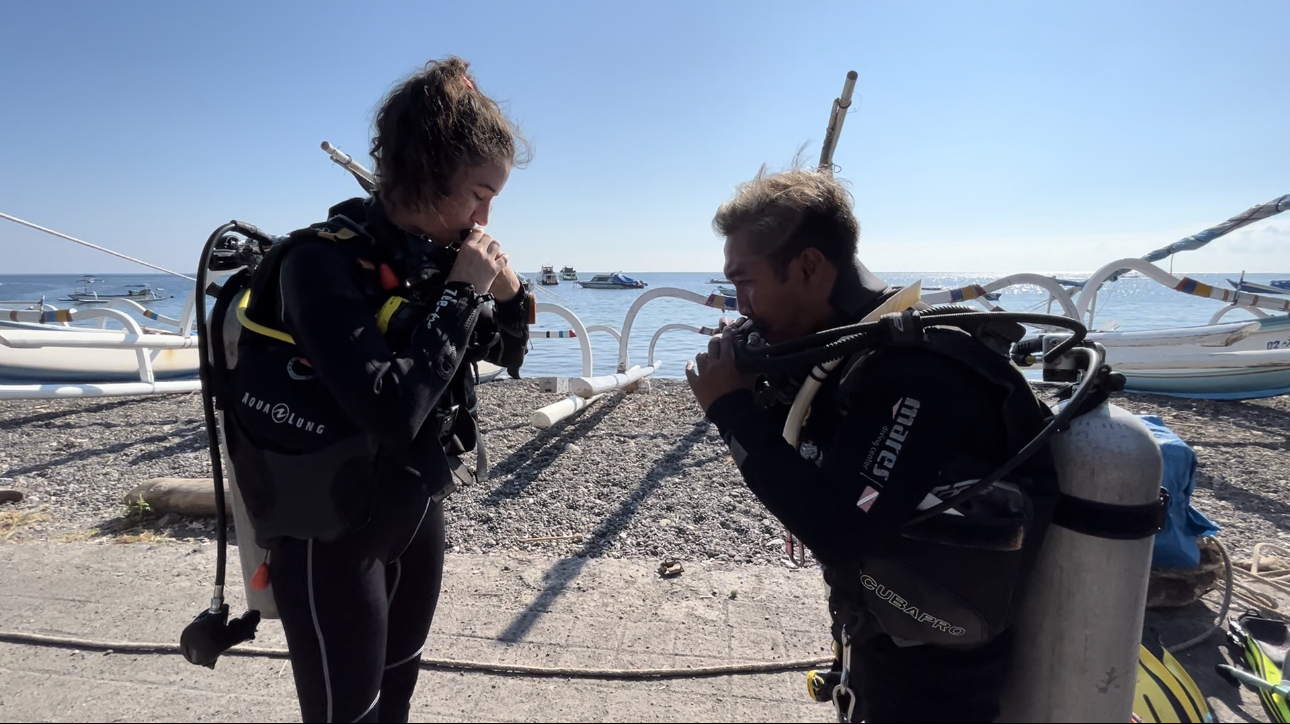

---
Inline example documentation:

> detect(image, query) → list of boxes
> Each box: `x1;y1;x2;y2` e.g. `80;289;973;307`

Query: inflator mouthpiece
180;603;261;669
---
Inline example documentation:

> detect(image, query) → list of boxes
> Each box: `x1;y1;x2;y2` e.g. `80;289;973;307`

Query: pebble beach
1;379;1287;565
1;379;1286;722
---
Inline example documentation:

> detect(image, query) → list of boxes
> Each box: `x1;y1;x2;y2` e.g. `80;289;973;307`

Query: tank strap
1052;487;1169;540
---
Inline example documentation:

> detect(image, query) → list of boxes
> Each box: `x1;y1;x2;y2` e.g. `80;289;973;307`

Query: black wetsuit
245;197;528;723
704;263;1054;722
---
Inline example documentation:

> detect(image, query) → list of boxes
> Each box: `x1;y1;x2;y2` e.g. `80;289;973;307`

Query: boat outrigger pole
1142;193;1290;264
818;70;859;174
321;141;377;193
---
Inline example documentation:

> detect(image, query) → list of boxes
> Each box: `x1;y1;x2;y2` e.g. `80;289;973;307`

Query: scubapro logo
860;574;966;636
240;393;326;435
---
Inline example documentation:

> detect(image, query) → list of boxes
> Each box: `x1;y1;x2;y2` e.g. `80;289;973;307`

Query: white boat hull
1087;314;1290;398
0;321;199;382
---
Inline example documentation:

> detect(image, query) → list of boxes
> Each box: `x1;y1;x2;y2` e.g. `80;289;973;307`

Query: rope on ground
1168;538;1290;652
0;630;830;680
1167;536;1233;652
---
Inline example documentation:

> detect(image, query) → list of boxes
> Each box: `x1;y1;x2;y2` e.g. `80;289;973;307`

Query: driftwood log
123;478;231;517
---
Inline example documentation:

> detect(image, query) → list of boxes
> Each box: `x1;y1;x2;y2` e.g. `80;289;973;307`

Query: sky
1;0;1288;277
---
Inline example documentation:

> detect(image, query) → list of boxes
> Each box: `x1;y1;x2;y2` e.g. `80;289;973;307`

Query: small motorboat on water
560;266;578;281
707;277;730;285
577;272;647;289
538;266;560;286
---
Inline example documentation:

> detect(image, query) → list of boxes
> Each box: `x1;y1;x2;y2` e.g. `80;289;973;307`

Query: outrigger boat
915;193;1290;399
1227;272;1289;295
58;276;167;304
0;292;203;397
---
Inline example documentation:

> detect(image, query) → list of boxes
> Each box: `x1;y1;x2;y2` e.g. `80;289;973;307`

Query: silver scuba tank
218;413;279;619
997;400;1163;722
212;299;279;619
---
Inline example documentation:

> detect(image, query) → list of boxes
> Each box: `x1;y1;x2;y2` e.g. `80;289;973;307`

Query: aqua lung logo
425;288;459;329
240;393;325;435
872;397;920;480
860;574;966;636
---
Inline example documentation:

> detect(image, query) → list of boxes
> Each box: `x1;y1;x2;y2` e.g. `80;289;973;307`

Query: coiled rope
1168;537;1290;652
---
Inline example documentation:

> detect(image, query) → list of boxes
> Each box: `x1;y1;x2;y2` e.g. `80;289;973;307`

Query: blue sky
2;0;1287;276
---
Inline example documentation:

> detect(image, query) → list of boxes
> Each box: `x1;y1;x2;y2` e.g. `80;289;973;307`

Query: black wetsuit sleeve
483;292;530;370
704;350;1004;569
278;241;485;448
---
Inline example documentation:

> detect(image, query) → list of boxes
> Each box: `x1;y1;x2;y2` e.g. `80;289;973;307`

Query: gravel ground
1;380;1288;566
1112;391;1290;558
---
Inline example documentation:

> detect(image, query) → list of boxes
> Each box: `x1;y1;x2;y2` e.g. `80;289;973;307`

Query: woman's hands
446;230;508;293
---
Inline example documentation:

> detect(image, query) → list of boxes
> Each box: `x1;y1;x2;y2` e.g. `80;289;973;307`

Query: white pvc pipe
1075;258;1290;323
647;324;711;366
616;287;720;372
1209;304;1271;325
586;324;621;341
530;393;604;429
5;305;155;332
0;379;202;400
534;302;593;377
921;273;1079;319
569;363;660;399
102;298;183;328
0;330;198;350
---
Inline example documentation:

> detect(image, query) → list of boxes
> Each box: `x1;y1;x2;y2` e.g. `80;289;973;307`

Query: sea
2;271;1287;380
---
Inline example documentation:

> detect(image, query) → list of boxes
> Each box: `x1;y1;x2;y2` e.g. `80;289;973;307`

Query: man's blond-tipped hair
713;167;859;276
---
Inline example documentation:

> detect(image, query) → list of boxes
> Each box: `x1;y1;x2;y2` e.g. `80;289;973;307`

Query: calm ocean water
3;271;1287;379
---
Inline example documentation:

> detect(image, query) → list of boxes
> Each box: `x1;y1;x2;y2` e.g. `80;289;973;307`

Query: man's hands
685;317;757;412
446;229;508;294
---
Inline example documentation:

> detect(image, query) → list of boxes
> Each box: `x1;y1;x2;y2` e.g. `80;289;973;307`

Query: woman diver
218;57;530;722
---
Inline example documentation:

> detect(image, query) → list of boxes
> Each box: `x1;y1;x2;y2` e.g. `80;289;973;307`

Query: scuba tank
212;290;278;617
997;339;1168;722
996;401;1164;721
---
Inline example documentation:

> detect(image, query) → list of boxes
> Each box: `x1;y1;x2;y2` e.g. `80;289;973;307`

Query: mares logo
870;397;920;480
240;393;325;435
425;288;459;329
860;573;966;637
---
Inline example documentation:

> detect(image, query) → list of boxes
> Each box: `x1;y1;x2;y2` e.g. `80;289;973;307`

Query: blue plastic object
1137;415;1221;569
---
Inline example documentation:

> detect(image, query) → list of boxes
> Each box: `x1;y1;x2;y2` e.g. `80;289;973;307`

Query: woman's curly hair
371;56;530;211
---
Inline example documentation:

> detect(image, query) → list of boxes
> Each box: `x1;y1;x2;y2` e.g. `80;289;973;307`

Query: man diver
685;168;1058;722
